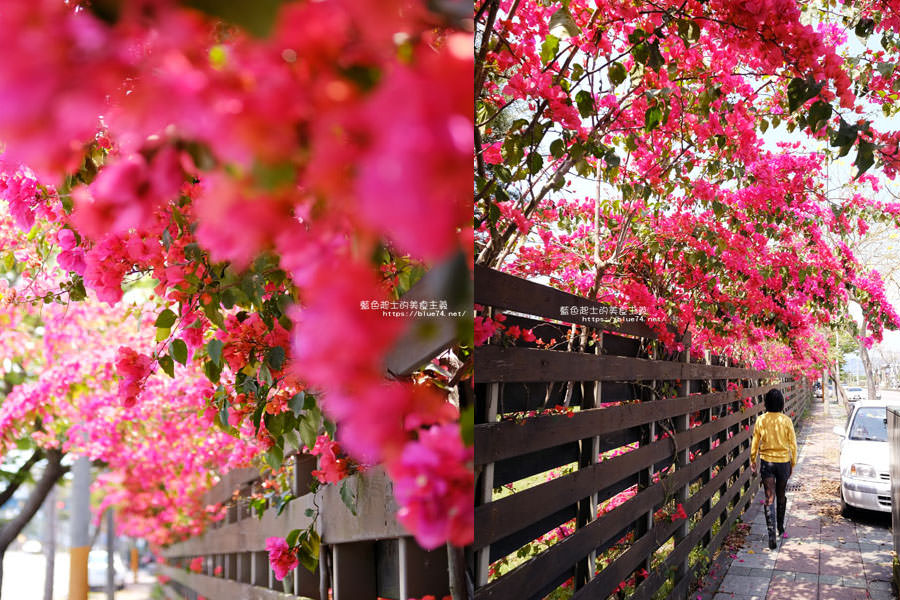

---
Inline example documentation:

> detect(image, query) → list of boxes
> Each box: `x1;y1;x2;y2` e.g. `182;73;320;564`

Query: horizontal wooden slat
489;504;577;563
475;346;773;384
475;265;658;338
476;384;773;466
574;458;753;599
204;467;261;505
629;464;755;600
475;420;752;551
474;416;754;600
492;442;581;487
316;467;409;543
159;565;303;600
164;494;316;557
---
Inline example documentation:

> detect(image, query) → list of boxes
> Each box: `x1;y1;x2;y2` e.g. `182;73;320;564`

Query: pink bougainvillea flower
309;434;349;484
114;346;153;407
265;536;298;581
388;424;474;549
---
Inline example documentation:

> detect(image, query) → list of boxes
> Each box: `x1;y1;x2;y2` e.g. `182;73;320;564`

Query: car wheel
840;485;853;518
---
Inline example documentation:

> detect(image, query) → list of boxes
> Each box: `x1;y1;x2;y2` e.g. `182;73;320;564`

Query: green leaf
298;404;322;450
184;0;285;38
204;360;221;384
202;300;225;329
283;429;300;452
207;339;224;368
266;446;283;470
527;152;543;175
645;105;664;132
460;405;474;447
276;493;295;516
807;100;832;131
646;41;665;71
877;62;895;78
170;339;188;366
786;76;824;114
830;119;858;151
259;364;274;386
297;531;319;573
608;62;627;86
155;327;170;343
299;416;318;450
250;497;267;519
154;308;177;329
676;19;701;43
340;478;358;516
158;354;175;378
575;90;594;118
855;17;875;38
549;138;566;159
632;42;649;65
786;77;806;113
501;135;524;166
853;139;876;178
540;34;560;64
289;392;306;416
286;528;302;548
252;160;296;190
628;28;646;45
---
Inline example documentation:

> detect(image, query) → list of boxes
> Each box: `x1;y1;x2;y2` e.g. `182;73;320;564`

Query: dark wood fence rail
474;266;811;600
156;263;465;600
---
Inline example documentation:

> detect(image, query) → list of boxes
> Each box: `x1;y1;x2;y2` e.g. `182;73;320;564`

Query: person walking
750;388;797;549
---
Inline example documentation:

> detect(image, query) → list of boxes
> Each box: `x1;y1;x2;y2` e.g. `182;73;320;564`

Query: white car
846;387;865;402
87;550;126;589
833;400;899;514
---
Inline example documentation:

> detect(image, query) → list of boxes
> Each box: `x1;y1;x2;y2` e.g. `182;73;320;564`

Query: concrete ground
1;550;155;600
699;398;897;600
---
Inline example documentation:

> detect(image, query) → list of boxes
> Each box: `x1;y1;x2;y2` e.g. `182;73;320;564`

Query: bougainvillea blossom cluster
0;0;473;556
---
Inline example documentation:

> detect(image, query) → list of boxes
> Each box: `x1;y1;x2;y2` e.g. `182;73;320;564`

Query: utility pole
106;509;115;599
42;486;56;600
68;456;91;600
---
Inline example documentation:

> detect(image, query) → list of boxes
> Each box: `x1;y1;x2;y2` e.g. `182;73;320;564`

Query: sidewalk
700;402;896;600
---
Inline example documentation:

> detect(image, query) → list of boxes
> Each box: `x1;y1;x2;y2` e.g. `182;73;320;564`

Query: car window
849;407;887;442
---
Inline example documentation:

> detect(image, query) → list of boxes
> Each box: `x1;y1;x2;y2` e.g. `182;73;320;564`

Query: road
1;551;154;600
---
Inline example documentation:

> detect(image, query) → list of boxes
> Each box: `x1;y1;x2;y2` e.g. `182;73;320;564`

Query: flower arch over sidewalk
0;0;473;564
475;0;900;377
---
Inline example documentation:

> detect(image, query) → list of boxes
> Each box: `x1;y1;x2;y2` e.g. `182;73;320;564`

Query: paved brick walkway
701;402;896;600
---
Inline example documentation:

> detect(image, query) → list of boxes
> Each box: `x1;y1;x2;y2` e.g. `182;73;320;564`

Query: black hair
764;389;784;413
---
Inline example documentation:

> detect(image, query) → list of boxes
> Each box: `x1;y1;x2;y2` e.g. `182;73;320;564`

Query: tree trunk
859;332;877;401
0;449;65;597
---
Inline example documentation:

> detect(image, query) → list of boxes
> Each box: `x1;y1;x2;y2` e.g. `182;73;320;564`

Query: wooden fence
888;407;900;591
159;463;452;600
157;260;467;600
473;266;811;600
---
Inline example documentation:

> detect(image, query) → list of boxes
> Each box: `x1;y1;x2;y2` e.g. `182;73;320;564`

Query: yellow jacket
750;411;797;467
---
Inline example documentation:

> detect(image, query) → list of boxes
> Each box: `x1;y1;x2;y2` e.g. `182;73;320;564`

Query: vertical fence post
635;336;656;587
589;331;603;570
699;352;713;547
475;382;499;587
674;333;691;587
575;328;600;589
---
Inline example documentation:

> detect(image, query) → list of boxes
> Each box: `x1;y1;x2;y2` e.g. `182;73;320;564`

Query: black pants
760;460;791;500
760;460;791;530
